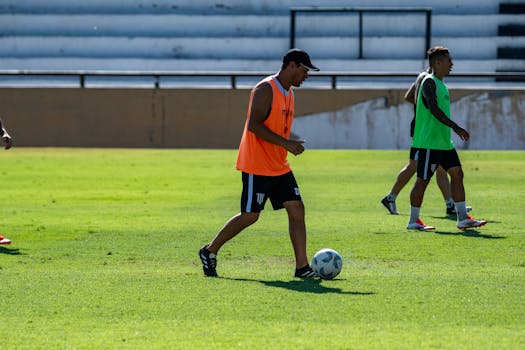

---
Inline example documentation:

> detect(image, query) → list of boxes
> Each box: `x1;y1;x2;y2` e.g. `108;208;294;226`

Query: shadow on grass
433;230;505;239
0;246;21;255
223;277;375;295
431;215;501;225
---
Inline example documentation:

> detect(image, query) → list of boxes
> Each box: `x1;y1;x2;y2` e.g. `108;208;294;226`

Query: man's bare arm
404;82;416;104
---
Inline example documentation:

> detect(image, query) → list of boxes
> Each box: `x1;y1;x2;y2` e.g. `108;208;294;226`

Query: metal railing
290;7;432;59
1;70;524;89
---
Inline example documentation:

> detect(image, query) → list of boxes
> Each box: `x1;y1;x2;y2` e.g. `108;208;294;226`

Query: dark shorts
240;171;301;213
409;147;418;160
413;148;461;180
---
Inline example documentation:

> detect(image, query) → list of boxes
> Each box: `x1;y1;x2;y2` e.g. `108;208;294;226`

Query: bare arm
247;83;305;155
421;79;470;141
404;82;416;105
0;117;13;150
406;72;430;105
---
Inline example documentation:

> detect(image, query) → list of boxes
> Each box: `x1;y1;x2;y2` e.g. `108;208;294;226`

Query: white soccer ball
311;248;343;280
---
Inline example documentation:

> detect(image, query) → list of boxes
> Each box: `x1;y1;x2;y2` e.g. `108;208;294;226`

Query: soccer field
0;148;523;349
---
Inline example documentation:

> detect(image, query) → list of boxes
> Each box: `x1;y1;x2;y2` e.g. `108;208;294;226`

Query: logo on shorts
256;193;265;205
294;188;300;196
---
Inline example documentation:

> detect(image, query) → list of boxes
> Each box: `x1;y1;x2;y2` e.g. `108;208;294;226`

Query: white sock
409;206;420;224
386;192;397;201
445;197;454;208
455;201;468;221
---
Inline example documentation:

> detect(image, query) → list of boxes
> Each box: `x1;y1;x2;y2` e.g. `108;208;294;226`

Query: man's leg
283;200;309;269
410;177;430;212
448;165;468;221
391;159;417;195
436;166;461;215
447;166;465;203
407;177;434;231
207;212;259;254
448;165;487;229
199;212;259;277
436;166;453;202
407;148;435;230
382;159;417;215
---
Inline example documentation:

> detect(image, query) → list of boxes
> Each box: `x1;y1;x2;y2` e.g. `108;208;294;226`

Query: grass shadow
0;246;21;255
223;277;375;295
430;215;502;225
433;230;505;239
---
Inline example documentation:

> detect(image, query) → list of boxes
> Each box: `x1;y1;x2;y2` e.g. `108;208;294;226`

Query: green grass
0;148;523;349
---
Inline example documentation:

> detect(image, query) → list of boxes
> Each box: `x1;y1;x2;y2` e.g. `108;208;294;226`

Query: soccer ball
311;248;343;280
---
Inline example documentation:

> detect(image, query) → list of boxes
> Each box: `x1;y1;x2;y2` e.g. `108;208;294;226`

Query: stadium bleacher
0;0;524;86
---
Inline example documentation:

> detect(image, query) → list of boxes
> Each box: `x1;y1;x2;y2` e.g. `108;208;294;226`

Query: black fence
290;7;433;59
1;70;524;89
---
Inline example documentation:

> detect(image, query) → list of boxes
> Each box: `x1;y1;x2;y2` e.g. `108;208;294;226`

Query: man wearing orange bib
199;49;319;278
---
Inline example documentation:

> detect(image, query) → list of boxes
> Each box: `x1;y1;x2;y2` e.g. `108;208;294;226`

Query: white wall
292;91;525;150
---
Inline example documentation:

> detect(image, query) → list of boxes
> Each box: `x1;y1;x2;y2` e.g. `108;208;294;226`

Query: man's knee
240;211;260;225
448;166;464;180
284;200;305;220
412;177;430;193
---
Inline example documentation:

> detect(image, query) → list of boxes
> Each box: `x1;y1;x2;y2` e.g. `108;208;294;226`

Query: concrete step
0;0;504;15
1;14;521;37
2;35;524;60
1;57;524;73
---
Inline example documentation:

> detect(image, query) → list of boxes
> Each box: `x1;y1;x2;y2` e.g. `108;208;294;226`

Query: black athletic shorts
409;147;418;160
240;171;301;213
413;148;461;180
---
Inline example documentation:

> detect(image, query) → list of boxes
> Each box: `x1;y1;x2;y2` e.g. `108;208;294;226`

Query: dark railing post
358;10;363;59
290;9;296;49
425;9;432;57
80;74;85;88
231;75;236;89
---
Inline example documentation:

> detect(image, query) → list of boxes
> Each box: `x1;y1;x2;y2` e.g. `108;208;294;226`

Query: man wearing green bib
407;46;487;231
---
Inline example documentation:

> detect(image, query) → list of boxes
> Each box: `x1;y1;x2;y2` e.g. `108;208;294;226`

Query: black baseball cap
283;48;319;71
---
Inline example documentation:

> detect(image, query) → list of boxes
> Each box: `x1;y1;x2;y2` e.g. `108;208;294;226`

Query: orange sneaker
0;235;11;245
407;219;435;231
457;216;487;230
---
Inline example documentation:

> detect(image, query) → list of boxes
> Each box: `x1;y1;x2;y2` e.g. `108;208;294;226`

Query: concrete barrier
1;87;523;149
294;90;525;150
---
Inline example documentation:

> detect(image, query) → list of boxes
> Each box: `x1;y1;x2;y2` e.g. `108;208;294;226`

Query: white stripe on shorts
423;149;431;180
245;173;254;212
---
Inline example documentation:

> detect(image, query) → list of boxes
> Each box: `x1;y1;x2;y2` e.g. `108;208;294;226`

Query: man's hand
2;134;13;150
284;139;305;156
454;127;470;142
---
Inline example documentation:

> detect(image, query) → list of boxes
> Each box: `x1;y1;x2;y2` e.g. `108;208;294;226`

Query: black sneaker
199;245;218;277
446;205;473;216
294;264;316;278
381;196;399;215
